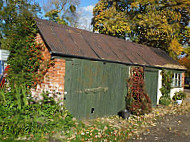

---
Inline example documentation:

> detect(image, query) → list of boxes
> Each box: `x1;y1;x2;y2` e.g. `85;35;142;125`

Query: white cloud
82;5;94;13
76;5;95;31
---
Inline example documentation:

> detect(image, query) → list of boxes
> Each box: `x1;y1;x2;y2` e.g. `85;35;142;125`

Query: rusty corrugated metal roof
36;19;185;70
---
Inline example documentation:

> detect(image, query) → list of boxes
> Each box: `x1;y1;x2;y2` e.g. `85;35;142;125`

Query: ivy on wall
126;67;152;115
159;70;173;106
6;24;52;88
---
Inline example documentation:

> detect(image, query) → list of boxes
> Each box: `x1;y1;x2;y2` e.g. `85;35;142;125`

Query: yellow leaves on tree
92;0;130;39
169;39;183;59
92;0;190;60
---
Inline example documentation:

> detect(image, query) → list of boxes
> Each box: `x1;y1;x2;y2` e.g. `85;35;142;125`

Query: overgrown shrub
126;67;152;115
159;96;171;106
0;87;74;140
0;1;75;140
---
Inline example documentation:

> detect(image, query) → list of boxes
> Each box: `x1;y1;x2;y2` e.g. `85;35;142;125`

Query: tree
42;0;80;26
179;46;190;76
92;0;131;39
0;0;41;86
92;0;190;58
130;0;190;59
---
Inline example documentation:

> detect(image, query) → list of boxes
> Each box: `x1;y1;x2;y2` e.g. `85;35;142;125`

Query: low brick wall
31;34;65;102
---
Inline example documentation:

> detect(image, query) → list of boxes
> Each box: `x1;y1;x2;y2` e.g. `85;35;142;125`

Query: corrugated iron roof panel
36;19;185;70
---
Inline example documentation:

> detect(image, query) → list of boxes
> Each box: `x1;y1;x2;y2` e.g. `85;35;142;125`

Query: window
172;73;182;88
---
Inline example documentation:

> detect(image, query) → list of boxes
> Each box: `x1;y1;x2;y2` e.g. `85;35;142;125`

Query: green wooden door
144;68;158;106
64;58;129;119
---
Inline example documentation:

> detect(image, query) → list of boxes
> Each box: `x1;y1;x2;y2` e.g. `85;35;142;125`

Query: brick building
31;19;186;119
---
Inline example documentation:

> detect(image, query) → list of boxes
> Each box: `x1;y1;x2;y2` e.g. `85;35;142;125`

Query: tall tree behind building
92;0;131;39
42;0;80;26
0;0;40;48
92;0;190;59
179;46;190;76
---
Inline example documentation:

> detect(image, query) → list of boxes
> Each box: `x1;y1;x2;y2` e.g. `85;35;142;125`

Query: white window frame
172;72;182;88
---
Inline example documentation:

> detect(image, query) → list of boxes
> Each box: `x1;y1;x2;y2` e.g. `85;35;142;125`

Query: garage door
64;59;129;119
144;68;158;106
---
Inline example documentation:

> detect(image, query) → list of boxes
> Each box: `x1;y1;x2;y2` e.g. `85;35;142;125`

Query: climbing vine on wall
25;37;54;87
160;70;173;97
159;70;173;106
6;20;53;88
126;67;152;115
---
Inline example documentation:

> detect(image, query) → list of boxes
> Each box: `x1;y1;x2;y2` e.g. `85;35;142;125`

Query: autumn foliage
92;0;190;60
25;38;53;87
92;0;130;39
179;57;190;76
126;67;152;115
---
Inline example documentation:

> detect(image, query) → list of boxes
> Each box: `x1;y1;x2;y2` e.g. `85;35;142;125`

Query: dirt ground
131;89;190;142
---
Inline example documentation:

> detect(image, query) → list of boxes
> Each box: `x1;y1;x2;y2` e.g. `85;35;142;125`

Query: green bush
160;70;173;98
172;91;187;101
159;96;171;106
0;87;74;140
159;70;173;106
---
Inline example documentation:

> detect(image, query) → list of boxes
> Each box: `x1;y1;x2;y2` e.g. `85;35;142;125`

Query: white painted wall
157;70;184;104
157;70;162;104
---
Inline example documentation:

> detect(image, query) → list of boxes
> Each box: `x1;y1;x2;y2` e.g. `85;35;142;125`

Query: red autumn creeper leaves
126;67;152;115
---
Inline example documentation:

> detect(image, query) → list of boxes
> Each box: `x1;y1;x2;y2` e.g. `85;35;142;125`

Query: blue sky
77;0;99;30
35;0;99;30
35;0;98;7
80;0;98;7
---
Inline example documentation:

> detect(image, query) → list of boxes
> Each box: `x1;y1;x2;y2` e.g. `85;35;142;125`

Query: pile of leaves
126;67;152;115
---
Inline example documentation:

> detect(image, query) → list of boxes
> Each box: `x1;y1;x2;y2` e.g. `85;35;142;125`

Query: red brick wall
31;34;65;102
182;72;185;89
